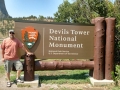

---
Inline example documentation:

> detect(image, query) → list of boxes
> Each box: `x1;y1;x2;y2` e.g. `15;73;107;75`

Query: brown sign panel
15;21;94;59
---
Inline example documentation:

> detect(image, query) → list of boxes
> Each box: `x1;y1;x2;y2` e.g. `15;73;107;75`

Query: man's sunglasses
10;32;15;34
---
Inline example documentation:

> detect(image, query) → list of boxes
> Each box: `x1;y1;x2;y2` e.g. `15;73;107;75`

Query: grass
17;84;31;88
11;70;90;84
0;64;90;84
0;65;5;78
112;87;120;90
36;70;90;84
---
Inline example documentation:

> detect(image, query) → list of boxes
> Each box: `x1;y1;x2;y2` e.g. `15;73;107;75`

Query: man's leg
16;70;21;79
14;60;23;83
4;60;13;87
6;72;10;82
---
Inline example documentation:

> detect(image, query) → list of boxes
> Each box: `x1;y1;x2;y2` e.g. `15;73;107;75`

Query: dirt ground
0;75;106;90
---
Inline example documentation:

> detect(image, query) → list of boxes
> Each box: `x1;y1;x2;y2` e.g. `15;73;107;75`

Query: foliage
112;65;120;86
0;15;54;37
0;19;14;36
54;0;113;23
88;0;108;17
38;15;44;21
54;0;72;23
70;0;91;23
113;1;120;63
112;86;120;90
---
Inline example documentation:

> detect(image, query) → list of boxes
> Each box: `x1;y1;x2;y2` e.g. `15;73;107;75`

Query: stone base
90;77;114;86
17;75;39;88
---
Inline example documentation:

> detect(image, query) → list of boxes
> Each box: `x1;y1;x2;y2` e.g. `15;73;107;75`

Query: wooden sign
21;26;38;48
15;21;94;59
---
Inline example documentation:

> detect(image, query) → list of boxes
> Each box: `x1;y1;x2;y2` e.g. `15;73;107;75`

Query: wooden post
24;55;35;81
93;17;106;80
105;18;115;80
89;59;93;77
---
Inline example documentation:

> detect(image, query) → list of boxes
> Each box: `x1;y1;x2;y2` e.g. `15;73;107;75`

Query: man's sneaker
16;78;24;83
7;82;11;87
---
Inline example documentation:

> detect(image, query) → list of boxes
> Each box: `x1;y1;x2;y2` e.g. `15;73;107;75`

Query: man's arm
1;48;5;62
21;45;33;55
1;40;5;62
2;49;4;58
17;39;33;55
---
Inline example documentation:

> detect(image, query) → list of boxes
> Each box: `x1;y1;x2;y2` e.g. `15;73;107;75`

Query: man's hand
22;45;34;56
26;52;34;56
1;58;5;62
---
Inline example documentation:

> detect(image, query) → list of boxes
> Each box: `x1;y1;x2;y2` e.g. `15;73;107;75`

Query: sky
4;0;73;18
4;0;115;18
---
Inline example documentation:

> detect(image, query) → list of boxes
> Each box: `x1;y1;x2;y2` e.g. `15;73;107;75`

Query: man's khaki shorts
4;60;23;73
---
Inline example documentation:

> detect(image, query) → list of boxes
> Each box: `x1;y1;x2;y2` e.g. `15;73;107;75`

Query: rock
0;0;9;18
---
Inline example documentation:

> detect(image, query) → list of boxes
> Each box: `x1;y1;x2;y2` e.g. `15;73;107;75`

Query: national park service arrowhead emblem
21;26;38;48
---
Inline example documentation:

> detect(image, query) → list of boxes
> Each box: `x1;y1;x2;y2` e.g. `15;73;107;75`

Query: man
1;30;33;87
